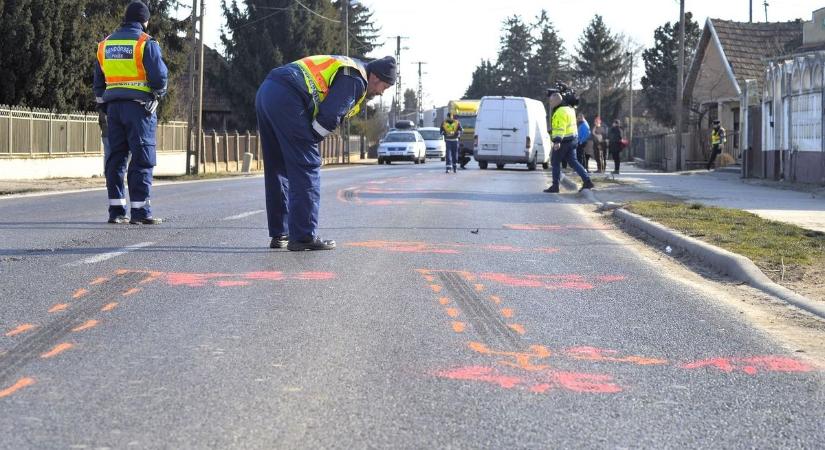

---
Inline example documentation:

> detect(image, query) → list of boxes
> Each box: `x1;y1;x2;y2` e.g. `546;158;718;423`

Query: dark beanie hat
124;1;150;23
367;56;397;85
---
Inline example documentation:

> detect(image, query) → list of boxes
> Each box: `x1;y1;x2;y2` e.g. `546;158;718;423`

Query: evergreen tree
464;59;501;99
572;15;627;121
526;10;566;101
496;15;532;97
403;88;417;113
332;0;380;59
640;12;701;127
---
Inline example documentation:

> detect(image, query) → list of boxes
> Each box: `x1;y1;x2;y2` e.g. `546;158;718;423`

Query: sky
188;0;821;108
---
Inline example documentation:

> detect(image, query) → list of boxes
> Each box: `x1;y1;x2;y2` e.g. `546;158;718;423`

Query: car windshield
456;116;476;129
383;133;416;142
418;130;442;140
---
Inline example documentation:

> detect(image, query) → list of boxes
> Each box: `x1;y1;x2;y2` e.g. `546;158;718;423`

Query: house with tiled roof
683;17;803;169
762;8;825;183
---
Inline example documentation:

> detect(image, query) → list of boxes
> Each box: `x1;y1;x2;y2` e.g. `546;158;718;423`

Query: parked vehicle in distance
473;96;551;171
417;127;446;161
394;120;416;130
377;130;427;165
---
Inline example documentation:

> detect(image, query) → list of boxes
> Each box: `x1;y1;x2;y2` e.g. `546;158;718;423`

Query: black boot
287;237;336;251
579;179;595;191
543;184;559;193
269;234;289;249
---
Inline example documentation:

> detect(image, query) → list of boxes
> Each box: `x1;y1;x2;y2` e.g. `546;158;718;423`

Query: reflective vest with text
96;33;152;93
294;55;368;119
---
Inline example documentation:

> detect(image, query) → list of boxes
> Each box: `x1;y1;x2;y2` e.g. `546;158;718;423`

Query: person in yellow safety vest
707;119;727;170
256;55;396;251
93;1;168;225
440;113;463;173
543;92;594;193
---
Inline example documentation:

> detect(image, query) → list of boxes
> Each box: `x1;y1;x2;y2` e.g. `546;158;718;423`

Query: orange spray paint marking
41;343;74;358
508;324;526;335
446;308;460;318
90;277;109;286
72;288;89;299
48;303;69;313
474;284;485;293
424;276;435;282
101;302;118;312
436;366;523;389
552;372;623;393
416;269;432;275
430;285;442;293
438;297;450;305
0;378;35;398
680;356;814;374
500;308;514;318
5;324;35;337
115;269;130;275
452;322;466;333
468;342;551;372
71;320;99;332
122;288;141;297
489;295;502;305
565;346;667;366
139;272;163;285
216;280;251;287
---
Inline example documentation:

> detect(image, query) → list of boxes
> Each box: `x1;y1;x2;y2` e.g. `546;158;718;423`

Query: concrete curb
612;208;825;319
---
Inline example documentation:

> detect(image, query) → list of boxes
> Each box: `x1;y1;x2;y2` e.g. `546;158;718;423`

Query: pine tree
572;15;627;122
464;59;501;99
403;88;417;113
496;15;532;97
332;0;380;59
526;10;566;101
640;12;701;127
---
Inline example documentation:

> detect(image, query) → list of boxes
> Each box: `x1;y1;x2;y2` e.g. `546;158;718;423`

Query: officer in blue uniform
93;1;168;224
256;55;396;251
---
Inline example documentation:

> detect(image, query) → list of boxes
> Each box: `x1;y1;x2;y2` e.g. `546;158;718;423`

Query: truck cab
447;100;481;159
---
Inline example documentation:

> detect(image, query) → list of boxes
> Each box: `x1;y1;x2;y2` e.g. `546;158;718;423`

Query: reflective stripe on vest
294;55;368;119
442;120;459;138
711;128;725;145
551;106;577;140
97;33;152;93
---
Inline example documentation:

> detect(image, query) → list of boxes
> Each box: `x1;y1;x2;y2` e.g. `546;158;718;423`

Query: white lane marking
222;209;265;221
64;241;155;267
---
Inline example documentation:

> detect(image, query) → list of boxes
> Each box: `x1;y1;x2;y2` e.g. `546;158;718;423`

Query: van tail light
526;136;532;149
474;135;478;148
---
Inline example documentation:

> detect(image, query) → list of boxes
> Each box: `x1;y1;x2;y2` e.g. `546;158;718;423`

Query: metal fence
633;131;739;170
0;104;186;156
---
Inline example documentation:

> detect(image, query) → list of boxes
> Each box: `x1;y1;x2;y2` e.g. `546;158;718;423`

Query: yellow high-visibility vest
442;120;460;138
551;106;577;141
96;33;152;93
711;127;726;145
294;55;368;119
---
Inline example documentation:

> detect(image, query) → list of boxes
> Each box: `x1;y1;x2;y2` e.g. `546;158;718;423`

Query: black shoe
543;184;559;193
107;215;129;224
129;217;162;225
445;169;450;174
287;237;336;251
452;168;457;173
580;179;595;191
269;234;289;249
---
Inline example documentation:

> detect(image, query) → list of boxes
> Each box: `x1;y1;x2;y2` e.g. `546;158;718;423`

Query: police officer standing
93;1;167;225
440;113;463;174
707;119;726;170
256;55;396;251
543;91;594;193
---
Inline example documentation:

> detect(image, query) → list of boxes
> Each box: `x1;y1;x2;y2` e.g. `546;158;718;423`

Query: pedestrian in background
543;92;593;193
607;119;624;174
592;116;606;173
440;113;463;174
706;119;726;170
576;113;591;172
93;0;167;225
256;55;395;251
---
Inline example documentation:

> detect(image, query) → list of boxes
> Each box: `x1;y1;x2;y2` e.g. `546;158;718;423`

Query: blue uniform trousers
105;101;156;220
445;140;459;171
551;139;590;185
255;78;322;241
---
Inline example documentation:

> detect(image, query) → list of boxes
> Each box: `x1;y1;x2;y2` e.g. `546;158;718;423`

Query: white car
377;131;427;165
417;127;446;161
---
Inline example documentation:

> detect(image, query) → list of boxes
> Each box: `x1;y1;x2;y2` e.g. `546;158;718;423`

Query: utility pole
413;61;426;127
185;0;198;175
196;0;205;173
627;51;634;156
676;0;685;170
185;0;204;175
764;0;769;21
597;78;602;120
749;0;753;22
343;1;350;163
388;36;408;125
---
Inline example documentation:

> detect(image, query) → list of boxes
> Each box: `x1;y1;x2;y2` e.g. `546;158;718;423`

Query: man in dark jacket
607;119;624;174
93;1;168;225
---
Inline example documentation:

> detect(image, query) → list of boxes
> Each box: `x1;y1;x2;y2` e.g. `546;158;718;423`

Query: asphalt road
0;161;823;448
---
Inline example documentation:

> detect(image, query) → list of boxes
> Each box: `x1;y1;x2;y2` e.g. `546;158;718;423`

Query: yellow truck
448;100;481;162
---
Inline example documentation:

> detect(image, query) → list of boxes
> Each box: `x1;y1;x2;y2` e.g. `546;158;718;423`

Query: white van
473;96;551;170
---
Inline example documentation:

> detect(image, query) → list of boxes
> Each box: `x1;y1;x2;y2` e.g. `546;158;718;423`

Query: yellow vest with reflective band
96;33;152;93
711;127;726;145
551;106;577;141
442;120;460;139
294;55;368;119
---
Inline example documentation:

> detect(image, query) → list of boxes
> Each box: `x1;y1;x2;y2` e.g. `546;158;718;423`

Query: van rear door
500;98;528;159
477;98;503;157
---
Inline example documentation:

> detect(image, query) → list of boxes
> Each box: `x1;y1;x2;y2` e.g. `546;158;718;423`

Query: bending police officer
440;113;463;174
256;55;395;251
93;1;167;224
543;90;594;193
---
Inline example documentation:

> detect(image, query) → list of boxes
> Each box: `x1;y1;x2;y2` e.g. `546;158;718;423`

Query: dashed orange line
5;323;35;337
500;308;514;318
0;378;35;398
446;308;460;318
101;302;118;312
438;297;450;305
474;284;485;293
508;324;526;335
71;320;99;332
48;303;69;313
430;285;442;293
72;288;89;299
41;343;74;359
122;288;141;297
90;277;109;286
489;295;502;304
452;322;466;333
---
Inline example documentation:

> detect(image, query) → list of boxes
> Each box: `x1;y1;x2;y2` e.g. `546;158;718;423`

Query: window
418;130;442;140
383;132;416;142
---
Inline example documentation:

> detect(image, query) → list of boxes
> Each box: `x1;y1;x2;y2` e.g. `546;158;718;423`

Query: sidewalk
592;163;825;233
